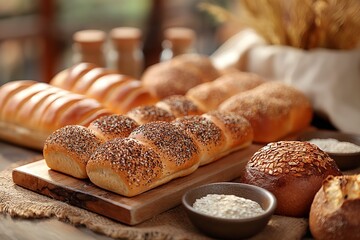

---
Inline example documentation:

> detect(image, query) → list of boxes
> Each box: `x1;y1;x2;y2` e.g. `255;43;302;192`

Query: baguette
50;62;159;114
0;80;112;150
219;81;313;143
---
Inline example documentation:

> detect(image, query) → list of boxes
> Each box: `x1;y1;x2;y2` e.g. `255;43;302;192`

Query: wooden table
0;141;113;240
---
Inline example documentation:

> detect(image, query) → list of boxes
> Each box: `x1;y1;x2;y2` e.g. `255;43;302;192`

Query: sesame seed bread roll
309;174;360;240
50;62;159;115
86;138;164;197
172;111;253;165
186;71;265;112
242;141;342;217
0;80;112;150
155;95;203;118
88;114;139;141
126;105;176;125
203;111;254;154
128;121;200;178
219;81;313;143
44;125;104;179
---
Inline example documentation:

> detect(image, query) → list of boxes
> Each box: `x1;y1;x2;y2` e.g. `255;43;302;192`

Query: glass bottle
160;27;196;62
109;27;144;79
72;29;106;67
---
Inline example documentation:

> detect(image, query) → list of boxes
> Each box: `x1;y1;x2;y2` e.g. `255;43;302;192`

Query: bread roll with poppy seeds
172;111;253;165
43;125;104;178
242;141;342;217
309;174;360;240
88;114;139;141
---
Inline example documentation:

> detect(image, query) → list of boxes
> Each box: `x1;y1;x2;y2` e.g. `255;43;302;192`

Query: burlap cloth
0;155;313;240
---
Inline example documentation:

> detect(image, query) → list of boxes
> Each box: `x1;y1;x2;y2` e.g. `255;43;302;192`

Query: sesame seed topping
90;138;163;186
172;115;223;149
160;95;200;117
130;121;198;166
206;111;253;142
89;114;139;139
45;125;102;164
127;105;175;123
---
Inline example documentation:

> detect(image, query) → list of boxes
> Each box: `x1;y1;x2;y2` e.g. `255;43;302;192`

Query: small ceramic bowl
182;182;276;239
298;130;360;170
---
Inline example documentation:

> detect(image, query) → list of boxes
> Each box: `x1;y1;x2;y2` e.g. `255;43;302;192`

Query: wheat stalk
200;0;360;50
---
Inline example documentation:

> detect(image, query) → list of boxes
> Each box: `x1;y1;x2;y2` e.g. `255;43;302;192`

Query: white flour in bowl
308;138;360;154
193;194;264;219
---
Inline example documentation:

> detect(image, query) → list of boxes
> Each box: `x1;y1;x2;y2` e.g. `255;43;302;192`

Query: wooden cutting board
12;144;261;225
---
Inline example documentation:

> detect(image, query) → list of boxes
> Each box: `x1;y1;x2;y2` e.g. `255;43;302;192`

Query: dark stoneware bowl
182;182;276;239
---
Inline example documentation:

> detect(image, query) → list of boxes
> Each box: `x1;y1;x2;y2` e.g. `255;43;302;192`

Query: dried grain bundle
200;0;360;50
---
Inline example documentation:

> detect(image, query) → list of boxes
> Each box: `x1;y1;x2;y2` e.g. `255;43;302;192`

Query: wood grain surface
12;144;261;225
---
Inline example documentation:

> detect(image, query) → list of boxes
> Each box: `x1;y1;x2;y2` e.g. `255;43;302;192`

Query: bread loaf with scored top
0;80;112;150
50;62;159;114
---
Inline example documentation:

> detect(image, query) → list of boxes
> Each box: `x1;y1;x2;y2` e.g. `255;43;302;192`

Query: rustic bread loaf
242;141;342;217
309;174;360;240
219;81;313;143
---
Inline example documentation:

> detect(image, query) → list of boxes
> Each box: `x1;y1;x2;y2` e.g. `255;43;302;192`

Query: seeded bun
309;174;360;240
44;125;104;179
88;114;139;141
242;141;342;217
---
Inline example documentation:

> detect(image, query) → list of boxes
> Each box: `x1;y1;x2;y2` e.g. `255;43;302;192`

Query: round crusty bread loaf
309;174;360;240
43;125;104;179
242;141;342;217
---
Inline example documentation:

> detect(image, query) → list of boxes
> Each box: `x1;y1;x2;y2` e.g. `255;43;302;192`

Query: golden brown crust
126;105;175;125
129;121;200;177
310;175;360;240
88;114;139;141
172;115;226;165
186;71;265;112
242;141;342;217
141;54;219;99
0;81;112;150
219;81;313;143
155;95;203;118
203;111;253;152
44;125;104;178
86;138;163;196
50;63;159;114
